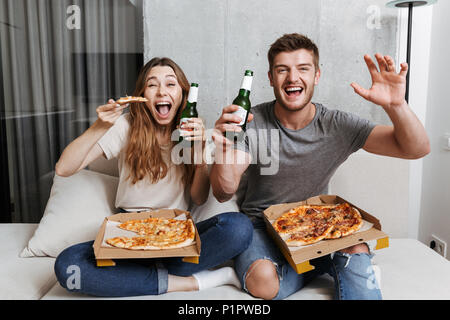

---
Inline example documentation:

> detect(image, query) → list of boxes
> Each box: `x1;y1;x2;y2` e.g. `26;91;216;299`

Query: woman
53;57;253;297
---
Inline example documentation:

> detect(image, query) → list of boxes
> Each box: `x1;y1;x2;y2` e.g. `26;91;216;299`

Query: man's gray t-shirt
236;100;376;218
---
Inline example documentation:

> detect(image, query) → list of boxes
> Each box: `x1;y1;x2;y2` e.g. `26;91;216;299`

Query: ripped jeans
233;218;382;300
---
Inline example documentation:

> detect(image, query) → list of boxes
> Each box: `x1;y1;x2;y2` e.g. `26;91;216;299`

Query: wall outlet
430;235;447;258
443;134;450;151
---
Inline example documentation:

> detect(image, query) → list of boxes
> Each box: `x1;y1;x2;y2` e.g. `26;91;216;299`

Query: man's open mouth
155;102;172;118
284;86;304;97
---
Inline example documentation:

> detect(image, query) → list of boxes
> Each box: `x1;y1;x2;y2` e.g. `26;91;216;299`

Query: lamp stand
406;2;413;102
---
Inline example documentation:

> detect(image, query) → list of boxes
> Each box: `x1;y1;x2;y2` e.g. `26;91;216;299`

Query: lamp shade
386;0;437;8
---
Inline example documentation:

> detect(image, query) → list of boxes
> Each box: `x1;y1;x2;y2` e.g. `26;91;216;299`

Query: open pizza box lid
263;195;389;274
93;209;201;266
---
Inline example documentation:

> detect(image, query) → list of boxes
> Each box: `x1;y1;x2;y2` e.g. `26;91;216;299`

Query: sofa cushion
88;156;119;177
190;188;240;223
40;239;450;300
189;165;243;223
20;170;119;258
41;273;333;300
0;224;56;299
370;239;450;299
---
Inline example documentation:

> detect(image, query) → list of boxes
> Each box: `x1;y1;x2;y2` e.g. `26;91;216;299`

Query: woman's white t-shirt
97;114;189;212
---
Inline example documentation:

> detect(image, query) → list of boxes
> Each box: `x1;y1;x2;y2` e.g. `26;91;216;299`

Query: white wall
406;5;433;240
418;0;450;259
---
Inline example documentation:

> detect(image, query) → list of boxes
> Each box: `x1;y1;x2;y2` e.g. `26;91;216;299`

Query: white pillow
20;169;119;258
188;165;242;223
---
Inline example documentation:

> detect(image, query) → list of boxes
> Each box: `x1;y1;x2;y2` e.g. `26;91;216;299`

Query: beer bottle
179;83;199;143
228;70;253;140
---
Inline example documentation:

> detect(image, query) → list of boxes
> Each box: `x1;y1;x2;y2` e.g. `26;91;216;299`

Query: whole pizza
272;202;363;246
106;217;196;250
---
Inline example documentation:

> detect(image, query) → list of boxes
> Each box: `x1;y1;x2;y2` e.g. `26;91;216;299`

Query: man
210;33;430;300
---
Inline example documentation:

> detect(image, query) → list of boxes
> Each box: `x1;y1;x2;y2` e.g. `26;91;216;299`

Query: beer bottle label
187;86;198;103
241;75;253;91
232;106;248;125
179;118;194;137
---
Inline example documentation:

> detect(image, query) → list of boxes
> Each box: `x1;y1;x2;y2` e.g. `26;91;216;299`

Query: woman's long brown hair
124;57;195;187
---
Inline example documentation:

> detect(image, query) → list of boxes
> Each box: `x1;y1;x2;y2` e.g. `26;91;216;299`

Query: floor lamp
386;0;437;103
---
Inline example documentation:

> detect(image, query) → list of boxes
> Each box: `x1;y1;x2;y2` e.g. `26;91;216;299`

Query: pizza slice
106;218;196;250
285;222;334;246
116;95;148;105
325;205;363;239
272;202;364;246
118;217;163;235
272;204;338;237
105;233;195;250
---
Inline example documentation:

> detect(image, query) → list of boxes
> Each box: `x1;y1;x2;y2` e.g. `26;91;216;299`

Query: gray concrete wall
143;0;398;128
143;0;413;238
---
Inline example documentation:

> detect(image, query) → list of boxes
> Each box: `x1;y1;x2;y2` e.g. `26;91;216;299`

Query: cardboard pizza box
263;195;389;274
93;209;201;267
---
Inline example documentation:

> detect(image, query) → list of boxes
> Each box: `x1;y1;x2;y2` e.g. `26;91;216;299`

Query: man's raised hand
351;54;408;109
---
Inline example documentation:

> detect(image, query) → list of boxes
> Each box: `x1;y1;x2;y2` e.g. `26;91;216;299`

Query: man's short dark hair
268;33;320;72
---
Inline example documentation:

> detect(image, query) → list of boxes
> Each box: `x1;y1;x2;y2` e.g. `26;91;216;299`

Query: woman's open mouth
155;101;172;119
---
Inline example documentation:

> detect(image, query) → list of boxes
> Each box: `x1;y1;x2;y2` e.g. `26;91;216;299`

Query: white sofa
2;158;450;300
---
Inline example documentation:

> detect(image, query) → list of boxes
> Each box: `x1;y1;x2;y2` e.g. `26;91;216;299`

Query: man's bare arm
363;105;430;159
210;105;253;203
351;54;430;159
210;149;251;202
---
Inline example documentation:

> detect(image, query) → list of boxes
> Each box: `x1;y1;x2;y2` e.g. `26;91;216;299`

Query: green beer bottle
228;70;253;140
179;83;199;143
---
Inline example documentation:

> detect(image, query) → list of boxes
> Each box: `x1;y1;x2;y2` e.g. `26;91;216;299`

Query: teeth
286;87;303;92
156;102;171;106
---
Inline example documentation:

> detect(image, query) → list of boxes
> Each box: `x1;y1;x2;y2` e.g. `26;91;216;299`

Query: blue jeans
234;218;382;300
54;212;253;297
